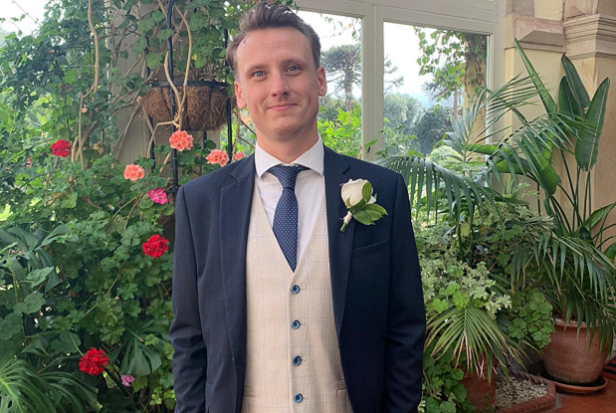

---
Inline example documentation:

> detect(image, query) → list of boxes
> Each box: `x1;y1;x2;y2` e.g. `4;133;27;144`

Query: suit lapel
324;148;354;338
220;156;255;376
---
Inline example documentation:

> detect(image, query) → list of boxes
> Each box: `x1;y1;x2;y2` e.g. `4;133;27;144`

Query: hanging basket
140;80;234;131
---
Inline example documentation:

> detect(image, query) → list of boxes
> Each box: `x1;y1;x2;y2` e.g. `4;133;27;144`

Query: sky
0;1;439;107
0;0;47;35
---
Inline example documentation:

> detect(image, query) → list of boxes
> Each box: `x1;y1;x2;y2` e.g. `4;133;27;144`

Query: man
170;3;425;413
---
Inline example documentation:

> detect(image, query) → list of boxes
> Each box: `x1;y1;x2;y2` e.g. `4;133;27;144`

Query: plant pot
542;319;609;384
140;80;233;131
461;364;496;412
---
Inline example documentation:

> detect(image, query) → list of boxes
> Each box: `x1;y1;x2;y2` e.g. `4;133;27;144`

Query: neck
257;133;319;164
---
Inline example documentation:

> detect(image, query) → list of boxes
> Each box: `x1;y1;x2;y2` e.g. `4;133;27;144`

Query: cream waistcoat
241;186;352;413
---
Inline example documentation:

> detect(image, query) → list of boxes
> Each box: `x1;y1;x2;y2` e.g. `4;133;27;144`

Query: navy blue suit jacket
170;147;425;413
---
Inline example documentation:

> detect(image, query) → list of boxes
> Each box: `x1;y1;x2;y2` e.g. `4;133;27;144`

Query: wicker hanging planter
140;80;234;131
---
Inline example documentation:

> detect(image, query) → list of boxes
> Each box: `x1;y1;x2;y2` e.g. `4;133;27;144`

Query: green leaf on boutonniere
353;210;375;226
362;182;373;202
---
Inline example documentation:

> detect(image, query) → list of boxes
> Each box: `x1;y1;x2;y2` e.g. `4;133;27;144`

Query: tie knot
268;165;308;190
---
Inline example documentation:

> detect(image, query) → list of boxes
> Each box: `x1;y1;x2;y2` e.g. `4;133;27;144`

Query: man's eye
253;71;264;77
288;65;300;72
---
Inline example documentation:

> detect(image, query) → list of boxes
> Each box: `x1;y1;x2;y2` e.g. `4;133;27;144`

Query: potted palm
379;40;616;386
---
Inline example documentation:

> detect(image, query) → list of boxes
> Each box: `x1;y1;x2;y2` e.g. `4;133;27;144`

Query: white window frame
295;0;504;160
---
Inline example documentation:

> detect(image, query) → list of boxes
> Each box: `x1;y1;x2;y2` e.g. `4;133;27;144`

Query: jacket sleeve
382;174;426;413
169;185;207;413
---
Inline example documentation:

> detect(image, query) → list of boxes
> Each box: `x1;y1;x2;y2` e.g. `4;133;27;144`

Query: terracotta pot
461;364;496;411
543;319;609;384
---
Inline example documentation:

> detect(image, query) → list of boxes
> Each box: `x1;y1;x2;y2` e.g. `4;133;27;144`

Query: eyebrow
244;58;308;75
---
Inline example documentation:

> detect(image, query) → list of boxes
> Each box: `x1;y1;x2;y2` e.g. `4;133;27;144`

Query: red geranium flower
51;140;72;158
143;234;169;258
79;348;109;376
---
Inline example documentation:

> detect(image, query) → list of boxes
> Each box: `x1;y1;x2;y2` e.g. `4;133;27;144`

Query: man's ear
317;66;327;97
235;80;247;109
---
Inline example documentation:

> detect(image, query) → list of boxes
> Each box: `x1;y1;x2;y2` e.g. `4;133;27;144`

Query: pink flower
234;152;245;161
124;164;145;181
121;374;136;387
147;188;167;204
169;130;194;152
206;149;229;167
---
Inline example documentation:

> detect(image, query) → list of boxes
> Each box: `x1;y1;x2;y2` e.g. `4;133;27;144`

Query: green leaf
514;39;556;114
353;209;374;226
157;29;173;41
51;331;81;354
131;37;147;55
26;267;54;287
576;78;610;171
361;181;373;202
13;292;46;315
584;202;616;232
0;353;57;413
146;53;163;69
0;313;22;338
121;337;162;377
63;69;79;84
561;55;590;111
559;77;583;117
364;203;388;216
604;243;616;261
60;192;78;209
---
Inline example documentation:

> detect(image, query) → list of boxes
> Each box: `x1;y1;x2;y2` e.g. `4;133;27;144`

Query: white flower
339;178;387;232
341;179;372;207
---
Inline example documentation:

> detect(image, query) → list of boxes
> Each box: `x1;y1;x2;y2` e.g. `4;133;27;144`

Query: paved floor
546;378;616;413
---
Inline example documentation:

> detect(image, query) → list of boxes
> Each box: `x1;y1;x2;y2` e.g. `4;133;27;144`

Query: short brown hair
226;2;321;76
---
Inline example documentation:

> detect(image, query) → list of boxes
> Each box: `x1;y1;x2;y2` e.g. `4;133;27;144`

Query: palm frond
427;305;520;379
374;156;500;220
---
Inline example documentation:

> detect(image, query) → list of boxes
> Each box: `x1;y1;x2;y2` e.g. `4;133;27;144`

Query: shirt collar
255;136;324;178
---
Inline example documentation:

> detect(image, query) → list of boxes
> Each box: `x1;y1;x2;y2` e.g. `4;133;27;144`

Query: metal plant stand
145;0;234;193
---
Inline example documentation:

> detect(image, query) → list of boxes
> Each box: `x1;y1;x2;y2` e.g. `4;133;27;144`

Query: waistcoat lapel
323;147;354;338
220;156;255;389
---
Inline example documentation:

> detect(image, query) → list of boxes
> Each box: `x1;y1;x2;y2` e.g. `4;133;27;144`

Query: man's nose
270;71;289;96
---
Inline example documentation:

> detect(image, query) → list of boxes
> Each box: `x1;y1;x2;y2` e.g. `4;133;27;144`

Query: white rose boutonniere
340;179;388;232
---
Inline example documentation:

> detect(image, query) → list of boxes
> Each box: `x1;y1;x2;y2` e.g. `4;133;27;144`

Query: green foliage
0;0;280;410
414;28;486;101
500;289;554;350
318;101;362;158
421;346;473;413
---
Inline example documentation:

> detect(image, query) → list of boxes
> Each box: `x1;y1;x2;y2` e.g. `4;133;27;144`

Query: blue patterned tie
268;165;308;271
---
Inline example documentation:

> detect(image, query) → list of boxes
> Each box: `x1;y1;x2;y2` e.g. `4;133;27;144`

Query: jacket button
294;393;303;403
291;285;300;294
293;356;302;366
291;320;301;329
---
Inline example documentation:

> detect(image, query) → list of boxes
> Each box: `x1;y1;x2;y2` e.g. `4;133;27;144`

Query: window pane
299;11;363;159
382;23;488;158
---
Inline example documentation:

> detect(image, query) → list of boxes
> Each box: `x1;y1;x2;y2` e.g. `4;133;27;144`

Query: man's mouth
269;103;296;111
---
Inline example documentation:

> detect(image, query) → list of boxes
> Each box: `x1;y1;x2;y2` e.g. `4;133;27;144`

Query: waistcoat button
293;356;302;366
291;285;300;294
291;320;301;329
294;393;303;403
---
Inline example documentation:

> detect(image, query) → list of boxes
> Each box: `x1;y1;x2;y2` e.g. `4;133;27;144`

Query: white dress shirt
254;137;325;262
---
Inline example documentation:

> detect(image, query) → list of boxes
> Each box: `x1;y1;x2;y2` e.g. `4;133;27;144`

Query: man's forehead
236;28;311;68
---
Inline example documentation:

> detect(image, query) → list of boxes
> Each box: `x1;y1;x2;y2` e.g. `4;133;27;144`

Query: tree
321;44;403;112
414;105;452;155
322;44;360;113
414;28;487;113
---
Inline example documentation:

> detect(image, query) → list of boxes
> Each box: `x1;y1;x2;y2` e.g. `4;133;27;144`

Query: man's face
234;27;327;145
